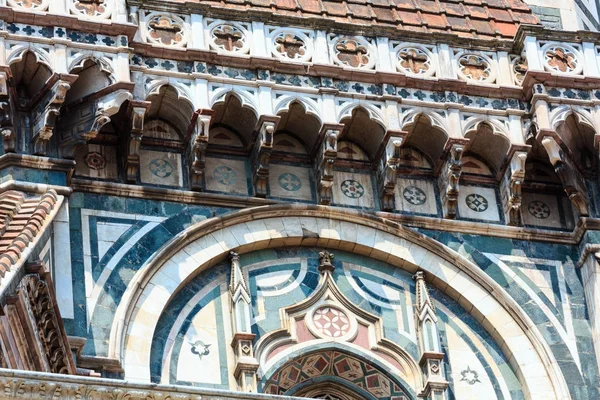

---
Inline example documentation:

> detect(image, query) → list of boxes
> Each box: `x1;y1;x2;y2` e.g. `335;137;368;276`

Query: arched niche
64;59;113;105
110;205;569;400
464;122;510;178
555;113;596;175
339;107;385;161
212;93;258;152
9;51;52;107
275;101;320;158
402;113;448;170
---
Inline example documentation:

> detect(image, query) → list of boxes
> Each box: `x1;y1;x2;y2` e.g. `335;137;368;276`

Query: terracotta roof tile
0;190;59;283
200;0;539;39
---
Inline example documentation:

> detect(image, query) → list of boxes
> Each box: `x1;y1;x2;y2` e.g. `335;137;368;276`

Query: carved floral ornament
7;0;49;11
457;53;494;83
145;14;187;47
271;30;312;62
543;44;581;74
69;0;111;19
209;23;249;54
332;37;375;69
397;46;432;76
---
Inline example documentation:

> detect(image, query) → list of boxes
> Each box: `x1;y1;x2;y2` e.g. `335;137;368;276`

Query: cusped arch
550;105;596;132
68;55;115;81
209;87;259;118
400;109;449;134
337;101;386;129
146;80;196;110
273;94;322;124
7;46;52;71
110;205;570;400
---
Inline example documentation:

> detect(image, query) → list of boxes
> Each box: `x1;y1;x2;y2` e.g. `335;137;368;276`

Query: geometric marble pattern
457;186;500;222
140;149;183;187
205;157;249;195
521;192;574;229
269;164;312;200
332;172;374;208
394;178;437;215
74;144;118;179
263;350;410;399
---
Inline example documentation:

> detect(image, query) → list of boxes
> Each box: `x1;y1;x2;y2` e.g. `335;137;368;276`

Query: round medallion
213;165;237;185
273;31;308;61
70;0;110;18
465;194;488;212
528;200;551;219
402;186;427;205
84;152;106;170
332;37;374;69
397;47;431;76
341;180;365;199
278;173;301;192
146;14;186;47
149;159;174;178
312;306;350;338
209;23;248;54
8;0;48;10
458;54;492;82
544;45;579;74
512;56;528;84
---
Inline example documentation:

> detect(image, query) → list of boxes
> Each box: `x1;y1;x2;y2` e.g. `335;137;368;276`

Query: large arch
109;205;570;400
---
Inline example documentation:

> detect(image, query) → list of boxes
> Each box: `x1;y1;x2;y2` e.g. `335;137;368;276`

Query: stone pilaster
250;116;279;197
377;133;406;211
438;140;467;219
500;147;528;226
579;246;600;375
314;124;343;205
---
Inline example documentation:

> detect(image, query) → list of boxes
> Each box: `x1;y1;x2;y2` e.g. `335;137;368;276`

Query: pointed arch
109;205;570;400
273;94;322;125
209;87;259;118
7;46;52;71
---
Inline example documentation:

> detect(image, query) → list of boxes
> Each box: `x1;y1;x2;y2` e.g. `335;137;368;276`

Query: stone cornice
0;153;75;176
0;369;305;399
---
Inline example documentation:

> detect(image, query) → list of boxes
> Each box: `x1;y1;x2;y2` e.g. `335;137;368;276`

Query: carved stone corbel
59;90;133;158
0;72;14;153
501;147;528;226
540;131;589;216
188;110;215;191
438;140;467;219
125;102;150;183
377;132;407;211
31;79;73;155
314;123;343;205
250;115;279;198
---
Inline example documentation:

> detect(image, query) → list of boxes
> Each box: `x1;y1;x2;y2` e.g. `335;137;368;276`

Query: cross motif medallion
459;55;490;81
399;48;429;74
275;34;305;59
16;0;42;8
213;25;244;52
546;47;577;73
148;17;183;45
513;57;528;81
335;39;369;68
74;0;105;16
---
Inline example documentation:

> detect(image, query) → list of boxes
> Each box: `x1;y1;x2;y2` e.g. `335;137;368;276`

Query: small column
0;72;14;153
251;116;279;197
413;271;448;400
377;133;406;211
125;101;150;183
229;252;259;392
500;148;528;226
314;124;343;205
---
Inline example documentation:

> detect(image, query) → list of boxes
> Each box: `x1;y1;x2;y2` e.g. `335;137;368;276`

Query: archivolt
110;205;570;400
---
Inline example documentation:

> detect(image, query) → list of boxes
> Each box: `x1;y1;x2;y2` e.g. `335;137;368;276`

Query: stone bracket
59;89;133;158
31;76;76;156
540;130;589;216
377;131;407;211
0;72;15;153
250;115;280;198
124;101;151;183
314;123;344;205
500;146;529;226
188;109;215;191
438;139;468;219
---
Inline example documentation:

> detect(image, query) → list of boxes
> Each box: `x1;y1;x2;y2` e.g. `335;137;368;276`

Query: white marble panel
269;165;312;200
205;157;248;195
521;192;570;229
97;222;131;259
332;172;374;208
140;150;183;187
458;186;500;222
395;178;437;215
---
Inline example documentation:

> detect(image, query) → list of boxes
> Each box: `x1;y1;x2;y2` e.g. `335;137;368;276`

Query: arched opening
64;59;112;105
10;51;52;108
555;113;596;176
339;107;385;163
464;122;510;181
211;93;258;153
402;113;448;172
274;101;320;160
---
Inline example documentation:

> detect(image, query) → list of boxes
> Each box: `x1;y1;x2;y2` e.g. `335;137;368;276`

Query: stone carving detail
210;23;247;53
378;135;404;211
458;54;492;82
32;80;73;156
501;150;527;226
315;125;342;205
333;38;372;69
70;0;110;18
512;56;528;84
541;135;589;216
0;73;15;153
397;47;431;75
147;14;186;46
312;306;350;338
7;0;49;11
545;46;579;73
438;142;465;219
59;90;132;158
125;104;149;183
251;116;279;197
189;111;214;191
273;32;307;60
318;250;334;273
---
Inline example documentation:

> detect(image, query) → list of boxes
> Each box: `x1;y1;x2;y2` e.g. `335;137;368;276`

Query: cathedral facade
0;0;598;399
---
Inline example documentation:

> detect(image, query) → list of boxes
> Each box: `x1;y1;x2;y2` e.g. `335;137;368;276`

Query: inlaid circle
341;179;365;199
278;172;301;191
149;158;173;178
402;186;427;205
213;165;237;185
312;306;350;338
528;200;551;219
465;194;488;212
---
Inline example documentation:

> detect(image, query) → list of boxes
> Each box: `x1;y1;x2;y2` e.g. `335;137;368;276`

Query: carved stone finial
318;250;335;273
